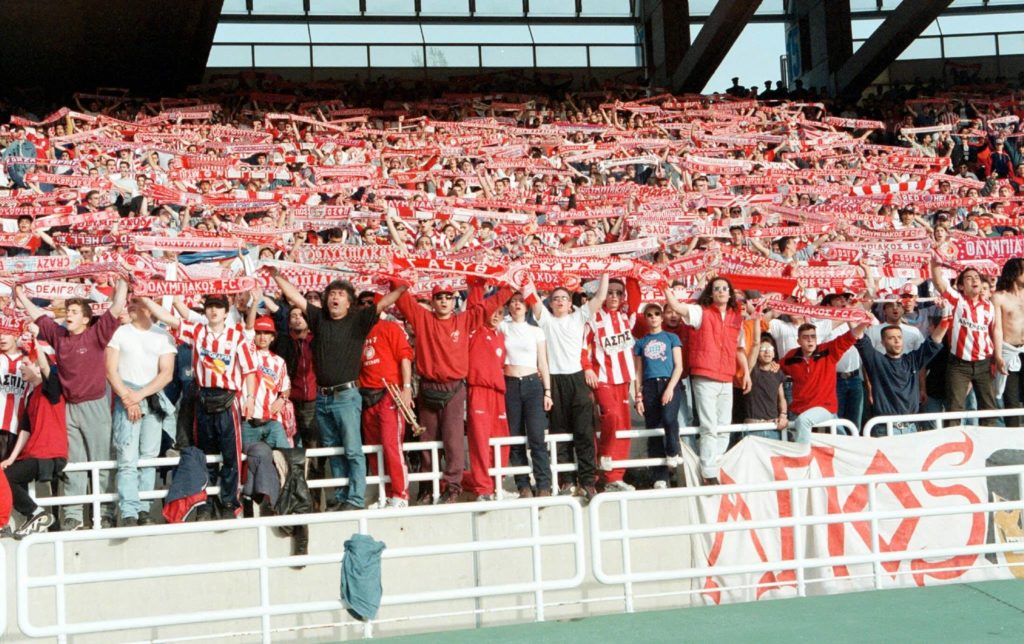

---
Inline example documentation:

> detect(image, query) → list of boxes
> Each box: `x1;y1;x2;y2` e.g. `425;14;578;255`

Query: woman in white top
499;293;553;497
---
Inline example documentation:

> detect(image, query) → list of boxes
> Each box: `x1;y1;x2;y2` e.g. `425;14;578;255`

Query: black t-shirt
306;305;379;387
744;367;785;421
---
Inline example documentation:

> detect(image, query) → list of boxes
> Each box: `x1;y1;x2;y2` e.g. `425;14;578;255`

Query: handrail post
619;497;634;613
531;504;545;622
91;466;101;529
257;525;271;644
790;486;805;597
868;481;883;590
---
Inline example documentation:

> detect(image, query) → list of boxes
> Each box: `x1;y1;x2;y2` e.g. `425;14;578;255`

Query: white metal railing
862;408;1024;437
588;464;1024;613
35;419;858;520
16;496;585;642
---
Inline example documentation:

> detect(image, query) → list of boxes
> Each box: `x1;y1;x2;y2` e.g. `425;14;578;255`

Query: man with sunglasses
393;279;513;504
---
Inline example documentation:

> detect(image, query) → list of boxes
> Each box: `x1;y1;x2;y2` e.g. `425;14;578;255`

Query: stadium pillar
785;0;853;96
642;0;690;89
835;0;954;100
670;0;763;94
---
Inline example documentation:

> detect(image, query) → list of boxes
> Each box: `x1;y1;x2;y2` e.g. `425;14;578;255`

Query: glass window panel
580;0;632;16
943;34;997;58
688;0;716;16
207;45;253;67
475;0;523;16
254;45;310;66
535;45;587;66
251;0;305;14
215;23;309;43
896;37;942;60
421;0;469;15
851;19;883;40
370;45;425;66
850;0;882;11
365;0;416;14
753;0;785;15
935;13;1024;35
699;22;786;93
481;45;533;67
313;45;369;66
308;0;360;14
422;23;533;43
310;23;423;43
426;46;479;66
589;45;642;67
999;33;1024;56
222;0;248;14
531;24;636;44
529;0;577;16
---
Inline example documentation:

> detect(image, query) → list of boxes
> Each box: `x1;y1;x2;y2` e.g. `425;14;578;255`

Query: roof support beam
835;0;953;99
671;0;763;93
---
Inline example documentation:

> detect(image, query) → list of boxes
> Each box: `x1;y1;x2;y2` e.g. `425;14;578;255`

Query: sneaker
100;516;115;529
558;482;577;496
385;497;409;509
415;489;435;506
120;516;139;528
340;502;364;512
15;511;55;539
604;480;636;493
653;480;669;490
475;494;497;502
0;525;13;539
194;506;213;522
437;487;461;504
518;487;534;499
666;455;683;468
60;517;83;532
598;456;614;471
579;485;598;505
324;499;345;513
137;511;154;526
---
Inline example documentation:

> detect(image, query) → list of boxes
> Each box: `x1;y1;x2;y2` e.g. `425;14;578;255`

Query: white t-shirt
865;322;924;354
536;304;592;375
500;319;546;368
107;322;177;386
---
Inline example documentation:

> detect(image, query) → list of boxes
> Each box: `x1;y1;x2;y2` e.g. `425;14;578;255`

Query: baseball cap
203;294;230;310
253;316;276;333
431;285;456;297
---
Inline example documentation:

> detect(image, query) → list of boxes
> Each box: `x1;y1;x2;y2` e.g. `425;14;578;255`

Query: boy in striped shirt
144;294;258;518
930;256;998;425
243;316;291;449
0;331;30;463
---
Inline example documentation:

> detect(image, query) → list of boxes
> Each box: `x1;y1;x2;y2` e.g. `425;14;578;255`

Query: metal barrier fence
16;496;585;642
588;464;1024;613
0;543;6;639
31;418;857;521
863;407;1024;437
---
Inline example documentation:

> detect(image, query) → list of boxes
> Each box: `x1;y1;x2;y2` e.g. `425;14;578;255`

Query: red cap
431;285;456;297
253;316;276;333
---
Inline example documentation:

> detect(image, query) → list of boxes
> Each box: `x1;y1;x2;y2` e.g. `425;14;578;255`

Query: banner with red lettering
679;428;1024;605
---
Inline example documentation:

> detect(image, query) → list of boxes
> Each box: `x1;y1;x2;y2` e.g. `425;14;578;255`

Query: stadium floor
380;580;1024;643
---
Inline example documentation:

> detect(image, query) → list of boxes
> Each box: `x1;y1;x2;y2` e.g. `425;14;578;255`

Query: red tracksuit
462;324;509;497
359;320;414;501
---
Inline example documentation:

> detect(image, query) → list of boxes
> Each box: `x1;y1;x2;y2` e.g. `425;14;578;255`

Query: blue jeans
242;419;289;449
316;388;365;507
790;407;836;444
113;389;169;519
836;374;863;434
642;378;684;483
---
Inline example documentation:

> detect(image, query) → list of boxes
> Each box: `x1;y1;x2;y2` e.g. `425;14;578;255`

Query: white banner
683;428;1024;605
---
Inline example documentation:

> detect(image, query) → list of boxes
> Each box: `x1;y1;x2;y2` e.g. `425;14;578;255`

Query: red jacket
467;325;506;392
688;305;743;383
781;331;857;415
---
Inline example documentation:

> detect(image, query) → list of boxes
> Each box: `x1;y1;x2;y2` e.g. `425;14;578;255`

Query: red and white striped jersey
178;321;257;391
0;353;30;433
585;308;637;385
943;290;994;361
250;349;290;421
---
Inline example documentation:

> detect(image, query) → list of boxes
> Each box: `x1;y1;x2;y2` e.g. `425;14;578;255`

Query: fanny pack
419;381;464;411
359;387;388;409
198;387;236;414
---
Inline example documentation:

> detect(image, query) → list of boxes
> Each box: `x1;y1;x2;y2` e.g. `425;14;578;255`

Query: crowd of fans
0;73;1023;540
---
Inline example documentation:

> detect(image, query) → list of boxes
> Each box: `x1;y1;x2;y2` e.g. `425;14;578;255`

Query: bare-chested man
993;258;1024;426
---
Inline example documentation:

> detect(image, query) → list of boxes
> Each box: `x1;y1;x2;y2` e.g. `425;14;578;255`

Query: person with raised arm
665;277;750;485
533;273;608;502
15;277;128;531
269;269;406;510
